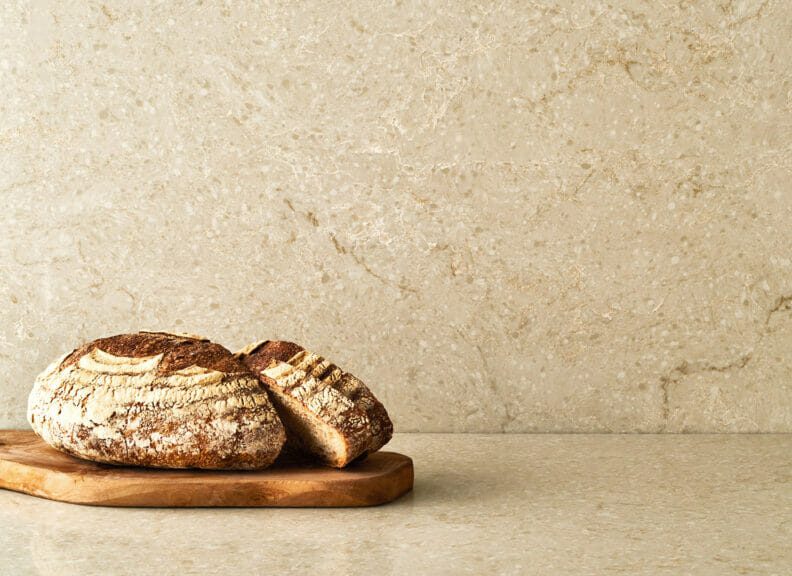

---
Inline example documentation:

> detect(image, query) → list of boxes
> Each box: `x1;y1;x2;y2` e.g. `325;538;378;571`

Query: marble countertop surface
1;433;790;575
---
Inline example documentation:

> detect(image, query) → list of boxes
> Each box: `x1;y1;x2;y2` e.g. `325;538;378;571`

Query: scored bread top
27;331;286;469
60;331;244;375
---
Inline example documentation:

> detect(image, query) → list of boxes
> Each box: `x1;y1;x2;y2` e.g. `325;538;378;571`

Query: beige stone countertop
1;433;790;575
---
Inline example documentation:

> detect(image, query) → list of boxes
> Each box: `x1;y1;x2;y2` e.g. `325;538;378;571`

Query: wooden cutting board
0;430;413;507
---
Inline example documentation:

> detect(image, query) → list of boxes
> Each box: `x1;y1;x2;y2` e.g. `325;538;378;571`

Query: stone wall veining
1;1;790;432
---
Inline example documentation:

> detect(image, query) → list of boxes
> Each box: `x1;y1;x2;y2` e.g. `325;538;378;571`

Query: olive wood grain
0;430;413;507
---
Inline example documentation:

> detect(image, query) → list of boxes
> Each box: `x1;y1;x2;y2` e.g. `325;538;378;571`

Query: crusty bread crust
28;332;286;470
60;330;241;374
237;340;393;467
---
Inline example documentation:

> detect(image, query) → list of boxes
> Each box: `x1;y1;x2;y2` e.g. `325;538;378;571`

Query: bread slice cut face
236;340;393;468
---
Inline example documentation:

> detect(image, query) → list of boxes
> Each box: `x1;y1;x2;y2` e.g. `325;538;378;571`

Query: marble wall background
1;1;790;432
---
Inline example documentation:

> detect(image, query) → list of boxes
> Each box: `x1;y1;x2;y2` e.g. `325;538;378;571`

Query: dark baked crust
239;340;301;375
60;331;243;375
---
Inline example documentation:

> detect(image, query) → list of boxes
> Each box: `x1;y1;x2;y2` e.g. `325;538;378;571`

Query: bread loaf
236;340;393;468
27;331;286;469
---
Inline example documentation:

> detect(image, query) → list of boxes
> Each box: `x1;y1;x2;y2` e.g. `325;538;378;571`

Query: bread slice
28;331;286;469
236;340;393;468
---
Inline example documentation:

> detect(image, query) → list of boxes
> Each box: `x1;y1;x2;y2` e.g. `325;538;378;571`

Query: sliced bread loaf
236;340;393;468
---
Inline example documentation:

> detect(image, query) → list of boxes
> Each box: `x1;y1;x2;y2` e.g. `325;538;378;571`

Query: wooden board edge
0;431;415;508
